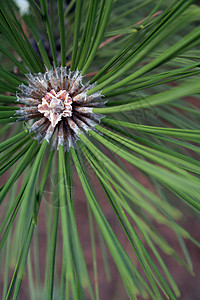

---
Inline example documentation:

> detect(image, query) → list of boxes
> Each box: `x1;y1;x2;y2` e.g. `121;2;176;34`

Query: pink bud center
38;89;72;127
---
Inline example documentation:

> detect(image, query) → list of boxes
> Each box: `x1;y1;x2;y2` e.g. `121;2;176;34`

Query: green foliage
0;0;200;299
